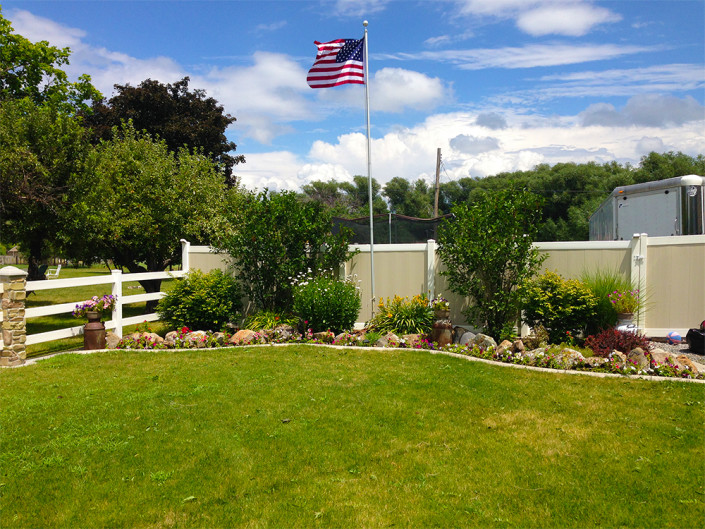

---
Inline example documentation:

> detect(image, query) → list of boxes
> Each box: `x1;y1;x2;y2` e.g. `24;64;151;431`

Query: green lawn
1;346;703;528
21;264;177;358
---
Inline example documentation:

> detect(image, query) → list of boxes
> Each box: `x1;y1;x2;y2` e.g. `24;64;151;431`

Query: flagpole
363;20;376;313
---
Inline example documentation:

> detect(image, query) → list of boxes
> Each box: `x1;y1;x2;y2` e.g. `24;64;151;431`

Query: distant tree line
299;151;705;241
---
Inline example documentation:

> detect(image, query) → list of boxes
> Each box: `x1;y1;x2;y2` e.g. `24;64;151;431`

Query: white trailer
589;175;705;241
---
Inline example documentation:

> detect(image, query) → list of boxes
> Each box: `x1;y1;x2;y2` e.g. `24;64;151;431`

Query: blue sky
4;0;704;191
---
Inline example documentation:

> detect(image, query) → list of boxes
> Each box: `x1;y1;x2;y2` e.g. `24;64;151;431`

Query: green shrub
580;268;632;335
157;269;241;332
437;186;545;341
368;294;434;336
292;276;361;334
242;311;299;331
520;271;598;344
584;328;652;358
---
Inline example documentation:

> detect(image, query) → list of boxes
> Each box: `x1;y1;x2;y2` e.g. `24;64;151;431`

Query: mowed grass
1;346;703;528
21;265;177;358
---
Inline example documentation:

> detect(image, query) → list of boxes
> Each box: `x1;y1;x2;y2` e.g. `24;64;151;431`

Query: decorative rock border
11;341;705;384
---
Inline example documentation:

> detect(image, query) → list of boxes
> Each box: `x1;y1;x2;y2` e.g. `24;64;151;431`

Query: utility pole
433;147;441;217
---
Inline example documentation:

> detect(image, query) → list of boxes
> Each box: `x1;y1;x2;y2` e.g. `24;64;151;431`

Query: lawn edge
8;343;705;384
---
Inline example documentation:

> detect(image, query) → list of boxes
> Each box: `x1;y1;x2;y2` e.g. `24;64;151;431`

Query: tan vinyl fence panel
187;234;705;337
645;237;705;335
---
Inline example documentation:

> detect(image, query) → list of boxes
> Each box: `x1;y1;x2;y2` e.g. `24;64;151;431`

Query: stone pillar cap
0;266;28;279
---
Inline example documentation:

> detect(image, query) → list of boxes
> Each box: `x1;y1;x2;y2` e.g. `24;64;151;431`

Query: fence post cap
0;266;28;279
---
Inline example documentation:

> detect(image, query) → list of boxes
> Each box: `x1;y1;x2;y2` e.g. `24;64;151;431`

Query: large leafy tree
82;77;244;185
214;190;355;313
437;186;546;340
0;8;100;111
64;125;229;306
0;8;100;279
0;99;88;279
383;177;434;217
300;176;387;218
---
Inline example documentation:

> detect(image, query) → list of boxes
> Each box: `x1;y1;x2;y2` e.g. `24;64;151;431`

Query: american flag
307;38;365;89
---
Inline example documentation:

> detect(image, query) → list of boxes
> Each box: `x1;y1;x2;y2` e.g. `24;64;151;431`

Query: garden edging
12;343;705;384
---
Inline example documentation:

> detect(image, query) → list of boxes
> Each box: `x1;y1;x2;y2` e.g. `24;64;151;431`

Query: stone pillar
1;266;28;367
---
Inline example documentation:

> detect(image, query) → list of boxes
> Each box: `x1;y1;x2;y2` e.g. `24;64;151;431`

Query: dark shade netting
332;213;452;244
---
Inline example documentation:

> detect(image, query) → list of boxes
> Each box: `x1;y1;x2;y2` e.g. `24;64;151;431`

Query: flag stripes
307;38;365;88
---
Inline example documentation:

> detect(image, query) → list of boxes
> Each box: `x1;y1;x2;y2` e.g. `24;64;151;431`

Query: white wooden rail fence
1;240;190;347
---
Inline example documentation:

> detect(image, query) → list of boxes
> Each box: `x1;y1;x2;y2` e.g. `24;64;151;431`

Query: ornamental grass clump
580;268;633;335
292;273;361;334
368;294;434;335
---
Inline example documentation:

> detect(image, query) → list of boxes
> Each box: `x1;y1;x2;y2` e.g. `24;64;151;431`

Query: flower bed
112;326;704;381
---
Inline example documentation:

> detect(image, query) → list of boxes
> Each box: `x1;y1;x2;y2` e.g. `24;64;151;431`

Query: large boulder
458;331;476;346
164;330;179;346
495;340;514;355
675;355;700;375
375;332;400;348
313;331;335;343
229;329;257;345
471;333;497;350
555;348;586;369
628;347;650;371
106;331;121;349
650;348;675;365
609;350;627;368
584;356;608;368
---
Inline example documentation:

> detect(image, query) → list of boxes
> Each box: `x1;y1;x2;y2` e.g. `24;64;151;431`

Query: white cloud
196;52;314;144
449;134;500;154
475;112;508;129
453;0;621;37
635;137;665;155
579;94;705;127
333;0;390;17
236;151;307;192
517;4;621;37
8;8;85;47
385;43;656;70
264;108;704;191
314;67;450;114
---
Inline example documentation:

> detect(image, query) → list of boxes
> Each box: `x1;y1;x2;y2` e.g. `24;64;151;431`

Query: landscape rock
675;355;700;374
584;356;608;368
522;347;546;362
313;331;335;343
274;324;294;341
453;326;467;344
472;333;497;350
650;348;675;365
211;332;226;346
628;347;650;371
556;348;586;369
609;350;627;368
458;331;476;346
229;329;257;345
512;339;525;353
495;339;513;355
187;330;208;348
402;334;422;347
375;332;400;348
106;331;121;349
164;330;178;346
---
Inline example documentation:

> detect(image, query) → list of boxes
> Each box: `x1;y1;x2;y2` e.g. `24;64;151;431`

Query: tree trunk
140;278;163;314
26;237;45;281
